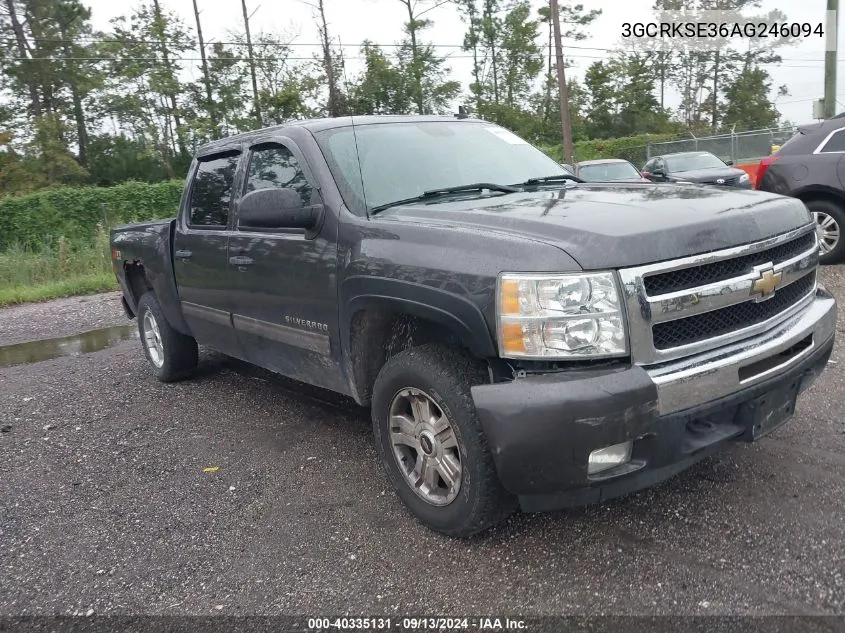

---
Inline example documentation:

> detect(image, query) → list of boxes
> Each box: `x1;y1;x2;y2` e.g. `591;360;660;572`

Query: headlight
497;272;628;359
739;173;750;184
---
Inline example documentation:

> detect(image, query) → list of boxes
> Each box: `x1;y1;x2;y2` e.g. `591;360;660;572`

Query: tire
806;199;845;265
371;343;517;537
136;291;198;382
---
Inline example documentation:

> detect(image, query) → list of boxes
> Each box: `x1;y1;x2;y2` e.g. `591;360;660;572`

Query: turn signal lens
500;278;521;315
501;322;527;354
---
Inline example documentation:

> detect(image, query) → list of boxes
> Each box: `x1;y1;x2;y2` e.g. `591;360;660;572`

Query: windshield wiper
519;173;584;185
369;182;519;215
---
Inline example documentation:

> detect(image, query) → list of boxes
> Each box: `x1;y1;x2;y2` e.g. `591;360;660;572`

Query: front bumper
471;288;836;512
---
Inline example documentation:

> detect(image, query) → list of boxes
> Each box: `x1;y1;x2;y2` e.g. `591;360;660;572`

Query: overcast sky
83;0;844;127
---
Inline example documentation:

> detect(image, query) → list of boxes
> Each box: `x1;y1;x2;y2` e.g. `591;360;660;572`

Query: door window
189;152;240;227
245;144;313;206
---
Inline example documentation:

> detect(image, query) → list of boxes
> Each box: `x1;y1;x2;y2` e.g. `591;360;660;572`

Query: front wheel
806;199;845;265
137;292;199;382
371;344;516;537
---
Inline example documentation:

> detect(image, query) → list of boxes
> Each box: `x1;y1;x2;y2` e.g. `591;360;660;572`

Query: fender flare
793;184;845;205
340;276;497;359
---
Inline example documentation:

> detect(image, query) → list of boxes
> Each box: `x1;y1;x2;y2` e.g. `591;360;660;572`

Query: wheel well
124;262;152;310
795;189;845;210
347;309;475;406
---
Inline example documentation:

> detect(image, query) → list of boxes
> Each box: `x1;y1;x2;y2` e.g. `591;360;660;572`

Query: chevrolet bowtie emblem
751;268;782;299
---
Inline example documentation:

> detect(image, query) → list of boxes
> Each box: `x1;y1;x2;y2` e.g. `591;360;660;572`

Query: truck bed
111;218;191;336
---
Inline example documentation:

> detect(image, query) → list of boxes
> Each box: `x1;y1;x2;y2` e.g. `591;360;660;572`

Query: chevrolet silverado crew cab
111;115;836;538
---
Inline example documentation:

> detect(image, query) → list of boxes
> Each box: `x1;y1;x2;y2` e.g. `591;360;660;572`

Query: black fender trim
113;219;192;336
340;276;497;359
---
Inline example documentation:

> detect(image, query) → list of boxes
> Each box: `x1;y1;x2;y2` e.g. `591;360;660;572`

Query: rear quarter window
818;128;845;153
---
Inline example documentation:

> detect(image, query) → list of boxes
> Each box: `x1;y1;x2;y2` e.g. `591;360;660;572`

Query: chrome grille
652;271;816;349
644;231;816;295
618;225;820;365
705;176;739;186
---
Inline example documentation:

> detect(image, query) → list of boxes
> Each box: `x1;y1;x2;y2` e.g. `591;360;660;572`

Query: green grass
0;273;118;307
0;225;120;307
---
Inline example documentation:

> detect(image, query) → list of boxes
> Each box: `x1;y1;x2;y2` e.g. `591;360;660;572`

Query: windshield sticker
485;127;528;145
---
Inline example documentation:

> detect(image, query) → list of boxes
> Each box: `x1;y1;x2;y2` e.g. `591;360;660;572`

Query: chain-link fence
645;126;797;166
615;145;651;167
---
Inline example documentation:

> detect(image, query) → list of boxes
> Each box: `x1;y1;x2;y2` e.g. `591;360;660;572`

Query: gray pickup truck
111;115;836;537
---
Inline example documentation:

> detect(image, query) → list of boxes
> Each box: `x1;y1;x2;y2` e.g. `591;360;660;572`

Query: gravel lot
1;270;845;619
0;291;126;346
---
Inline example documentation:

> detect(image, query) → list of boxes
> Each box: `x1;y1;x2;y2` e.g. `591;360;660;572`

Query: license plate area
737;378;801;442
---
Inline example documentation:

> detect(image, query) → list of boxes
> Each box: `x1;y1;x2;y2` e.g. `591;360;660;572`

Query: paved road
1;272;845;618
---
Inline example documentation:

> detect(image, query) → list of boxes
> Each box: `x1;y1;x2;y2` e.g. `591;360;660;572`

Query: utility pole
192;0;216;132
315;0;340;117
241;0;263;128
824;0;838;119
550;0;573;163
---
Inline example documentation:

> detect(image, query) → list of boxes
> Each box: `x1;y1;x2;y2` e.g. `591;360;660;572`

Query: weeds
0;226;118;306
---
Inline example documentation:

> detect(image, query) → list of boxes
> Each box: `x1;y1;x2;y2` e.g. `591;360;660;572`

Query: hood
668;167;747;183
372;183;811;270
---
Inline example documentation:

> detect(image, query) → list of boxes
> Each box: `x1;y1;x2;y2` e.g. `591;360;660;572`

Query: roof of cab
195;114;483;156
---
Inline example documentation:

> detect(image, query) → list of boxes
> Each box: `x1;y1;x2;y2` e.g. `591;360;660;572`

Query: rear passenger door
173;150;242;357
226;139;344;393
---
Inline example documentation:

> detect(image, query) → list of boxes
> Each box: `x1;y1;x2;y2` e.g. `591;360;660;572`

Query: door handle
175;249;192;260
229;255;254;267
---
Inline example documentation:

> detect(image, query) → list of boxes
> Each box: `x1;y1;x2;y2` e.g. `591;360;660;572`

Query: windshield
665;153;727;172
577;162;640;181
313;121;568;214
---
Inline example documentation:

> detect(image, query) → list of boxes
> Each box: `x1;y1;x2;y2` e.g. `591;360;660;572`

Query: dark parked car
576;158;649;183
756;119;845;264
643;151;753;189
110;115;834;537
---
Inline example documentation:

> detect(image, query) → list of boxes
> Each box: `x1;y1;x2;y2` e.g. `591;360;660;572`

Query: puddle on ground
0;325;139;368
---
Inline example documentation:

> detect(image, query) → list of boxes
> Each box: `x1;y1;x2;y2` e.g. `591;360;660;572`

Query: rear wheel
371;344;516;537
806;199;845;265
137;292;198;382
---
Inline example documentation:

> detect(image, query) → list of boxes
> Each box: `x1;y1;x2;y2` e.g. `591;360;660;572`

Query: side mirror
238;188;318;230
725;159;734;166
651;168;665;177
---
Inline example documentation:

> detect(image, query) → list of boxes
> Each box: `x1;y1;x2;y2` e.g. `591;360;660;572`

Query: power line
0;55;489;62
4;55;836;69
0;36;837;64
776;93;845;104
1;35;590;47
